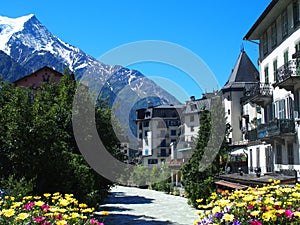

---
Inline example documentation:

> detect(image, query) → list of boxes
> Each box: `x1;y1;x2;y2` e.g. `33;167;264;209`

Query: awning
230;149;248;156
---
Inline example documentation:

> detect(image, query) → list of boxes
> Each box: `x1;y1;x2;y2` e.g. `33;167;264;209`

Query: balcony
244;83;272;107
274;60;300;92
245;129;257;142
257;119;295;141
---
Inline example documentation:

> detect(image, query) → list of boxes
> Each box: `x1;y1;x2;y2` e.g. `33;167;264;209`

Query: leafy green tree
181;94;227;207
0;71;123;206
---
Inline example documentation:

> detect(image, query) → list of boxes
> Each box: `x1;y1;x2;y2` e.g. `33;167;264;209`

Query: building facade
244;0;300;175
135;104;184;167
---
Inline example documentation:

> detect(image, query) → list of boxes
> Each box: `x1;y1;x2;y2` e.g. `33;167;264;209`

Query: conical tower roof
222;50;259;91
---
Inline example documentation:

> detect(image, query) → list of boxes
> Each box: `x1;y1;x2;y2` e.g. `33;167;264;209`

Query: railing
244;82;272;99
276;59;298;83
257;119;295;139
245;129;257;141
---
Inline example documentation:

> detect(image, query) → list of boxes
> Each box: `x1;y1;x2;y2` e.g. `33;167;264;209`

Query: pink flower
251;220;262;225
248;204;254;209
285;209;293;218
24;201;35;210
90;218;104;225
41;203;50;211
32;216;46;223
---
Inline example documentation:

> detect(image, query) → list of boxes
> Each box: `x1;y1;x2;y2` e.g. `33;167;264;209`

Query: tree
181;94;227;207
0;71;123;206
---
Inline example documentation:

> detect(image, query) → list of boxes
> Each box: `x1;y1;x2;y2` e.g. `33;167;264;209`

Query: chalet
14;66;63;88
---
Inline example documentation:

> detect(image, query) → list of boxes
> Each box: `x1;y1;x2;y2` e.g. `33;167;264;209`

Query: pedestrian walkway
98;185;199;225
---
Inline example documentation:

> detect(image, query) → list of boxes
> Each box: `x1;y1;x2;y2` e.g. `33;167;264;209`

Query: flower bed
0;192;108;224
194;180;300;225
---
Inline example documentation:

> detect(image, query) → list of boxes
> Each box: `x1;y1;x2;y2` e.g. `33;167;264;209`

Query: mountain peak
0;14;36;54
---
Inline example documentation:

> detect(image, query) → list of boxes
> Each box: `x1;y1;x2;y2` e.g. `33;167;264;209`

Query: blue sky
1;0;271;102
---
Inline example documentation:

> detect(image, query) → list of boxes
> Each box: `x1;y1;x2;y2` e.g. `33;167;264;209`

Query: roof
244;0;290;40
222;50;259;91
14;66;62;84
178;147;192;152
215;180;248;190
218;173;295;186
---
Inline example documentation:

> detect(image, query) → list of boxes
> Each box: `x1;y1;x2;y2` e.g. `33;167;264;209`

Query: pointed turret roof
222;50;259;92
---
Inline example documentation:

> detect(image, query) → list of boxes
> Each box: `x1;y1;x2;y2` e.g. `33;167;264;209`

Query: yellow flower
16;212;29;220
2;209;15;217
196;198;203;203
79;203;88;208
212;206;221;215
100;211;109;216
43;193;51;198
235;202;246;207
222;213;234;222
56;220;67;225
35;200;45;207
71;212;80;219
250;210;260;217
294;211;300;217
59;199;70;207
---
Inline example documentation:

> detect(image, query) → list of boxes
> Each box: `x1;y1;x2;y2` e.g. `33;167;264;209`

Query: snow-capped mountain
0;14;180;138
0;14;179;105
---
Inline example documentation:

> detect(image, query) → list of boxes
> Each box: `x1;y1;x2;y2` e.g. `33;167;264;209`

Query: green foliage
0;175;34;200
149;164;173;193
181;94;228;208
129;164;149;187
0;71;122;206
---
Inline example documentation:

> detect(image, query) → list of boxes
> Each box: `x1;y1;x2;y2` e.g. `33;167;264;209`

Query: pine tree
181;94;227;207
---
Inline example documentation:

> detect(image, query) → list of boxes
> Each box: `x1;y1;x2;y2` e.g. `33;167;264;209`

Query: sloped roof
222;50;259;91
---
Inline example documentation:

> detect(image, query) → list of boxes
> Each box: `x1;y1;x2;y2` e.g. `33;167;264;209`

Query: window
249;149;253;172
287;96;294;119
143;121;149;127
264;66;269;83
276;144;282;164
171;139;177;143
256;147;260;168
278;99;286;119
228;109;230;115
284;50;289;66
273;59;278;82
271;22;277;47
288;143;294;164
293;0;300;28
170;130;177;136
190;126;194;132
160;149;167;157
190;104;197;111
190;115;194;122
144;130;148;137
160;139;167;147
263;31;268;55
282;10;288;38
160;130;166;138
148;159;158;164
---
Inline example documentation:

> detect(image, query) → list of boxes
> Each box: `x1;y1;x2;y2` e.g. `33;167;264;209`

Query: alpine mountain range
0;14;181;140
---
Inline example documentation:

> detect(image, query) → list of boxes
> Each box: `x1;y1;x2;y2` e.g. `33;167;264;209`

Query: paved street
98;185;199;225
